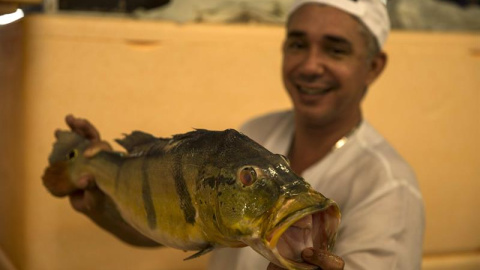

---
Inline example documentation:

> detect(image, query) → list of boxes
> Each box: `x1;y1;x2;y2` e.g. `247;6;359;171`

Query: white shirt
208;110;425;270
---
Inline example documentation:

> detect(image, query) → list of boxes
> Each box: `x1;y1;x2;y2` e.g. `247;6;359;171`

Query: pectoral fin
183;246;214;260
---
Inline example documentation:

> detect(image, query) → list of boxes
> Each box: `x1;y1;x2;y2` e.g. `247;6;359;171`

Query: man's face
282;4;382;127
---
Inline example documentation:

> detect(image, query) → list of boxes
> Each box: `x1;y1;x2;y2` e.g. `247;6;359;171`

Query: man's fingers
69;186;104;214
75;174;97;190
64;115;112;157
83;141;113;158
42;170;78;197
65;114;101;141
302;248;345;270
69;190;89;213
266;249;344;270
266;263;283;270
43;172;95;198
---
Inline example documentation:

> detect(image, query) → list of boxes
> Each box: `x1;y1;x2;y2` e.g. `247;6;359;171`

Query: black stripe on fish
173;156;196;225
201;175;235;189
96;152;125;192
114;160;124;191
142;158;157;229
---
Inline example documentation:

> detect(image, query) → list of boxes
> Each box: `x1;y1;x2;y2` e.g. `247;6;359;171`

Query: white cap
287;0;390;48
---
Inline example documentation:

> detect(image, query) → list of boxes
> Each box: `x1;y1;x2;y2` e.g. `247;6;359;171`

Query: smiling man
210;0;425;269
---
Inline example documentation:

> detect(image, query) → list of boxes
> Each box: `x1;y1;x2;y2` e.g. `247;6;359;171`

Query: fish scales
99;153;208;250
43;128;341;270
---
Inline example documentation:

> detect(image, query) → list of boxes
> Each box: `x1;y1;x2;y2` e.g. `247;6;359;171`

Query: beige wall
0;14;479;270
363;31;480;270
0;21;26;270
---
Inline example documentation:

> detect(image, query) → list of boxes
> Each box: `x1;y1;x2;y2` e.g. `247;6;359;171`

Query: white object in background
0;8;24;25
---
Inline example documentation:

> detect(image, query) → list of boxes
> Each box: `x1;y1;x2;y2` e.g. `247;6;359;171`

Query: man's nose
298;48;325;81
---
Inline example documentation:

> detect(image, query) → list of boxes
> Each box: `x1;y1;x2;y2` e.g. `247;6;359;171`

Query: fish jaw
243;193;340;270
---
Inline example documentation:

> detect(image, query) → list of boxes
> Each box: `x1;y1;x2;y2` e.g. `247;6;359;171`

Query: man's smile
296;84;337;96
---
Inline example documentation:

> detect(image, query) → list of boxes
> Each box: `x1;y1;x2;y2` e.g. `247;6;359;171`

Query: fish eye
238;167;257;187
66;149;78;160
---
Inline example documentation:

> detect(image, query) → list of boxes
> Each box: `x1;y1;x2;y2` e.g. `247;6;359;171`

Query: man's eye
285;40;307;50
327;46;350;57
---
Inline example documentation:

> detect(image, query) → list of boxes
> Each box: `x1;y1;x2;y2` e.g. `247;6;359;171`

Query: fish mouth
245;194;340;270
270;205;340;269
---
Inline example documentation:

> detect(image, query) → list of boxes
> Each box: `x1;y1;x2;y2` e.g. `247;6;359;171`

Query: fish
42;128;341;270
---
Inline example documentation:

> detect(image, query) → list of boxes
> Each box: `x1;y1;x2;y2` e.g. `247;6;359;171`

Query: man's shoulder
350;121;420;193
356;122;414;172
239;110;292;144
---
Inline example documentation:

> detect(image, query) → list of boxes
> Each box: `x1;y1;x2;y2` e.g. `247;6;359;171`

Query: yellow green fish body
43;129;340;269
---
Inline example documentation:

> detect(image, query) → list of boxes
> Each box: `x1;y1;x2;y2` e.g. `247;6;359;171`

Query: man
46;0;425;269
209;1;424;269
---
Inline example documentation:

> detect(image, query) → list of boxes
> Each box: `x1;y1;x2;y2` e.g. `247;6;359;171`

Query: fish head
42;130;91;197
196;130;340;269
196;156;285;247
246;184;340;270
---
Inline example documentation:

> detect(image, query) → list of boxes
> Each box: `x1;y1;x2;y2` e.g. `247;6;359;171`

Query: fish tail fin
42;130;90;197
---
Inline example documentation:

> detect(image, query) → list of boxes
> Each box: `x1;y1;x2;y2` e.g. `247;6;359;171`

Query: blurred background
1;0;479;269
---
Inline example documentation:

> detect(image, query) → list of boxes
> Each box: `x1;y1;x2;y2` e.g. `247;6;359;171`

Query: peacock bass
42;128;340;270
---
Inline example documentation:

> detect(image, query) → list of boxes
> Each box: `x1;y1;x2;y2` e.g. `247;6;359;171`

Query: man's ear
366;52;388;86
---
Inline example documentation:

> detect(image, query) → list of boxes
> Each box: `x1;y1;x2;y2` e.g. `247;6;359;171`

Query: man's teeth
298;86;331;95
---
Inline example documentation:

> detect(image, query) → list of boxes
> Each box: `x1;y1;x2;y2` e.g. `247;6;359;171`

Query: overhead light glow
0;9;24;25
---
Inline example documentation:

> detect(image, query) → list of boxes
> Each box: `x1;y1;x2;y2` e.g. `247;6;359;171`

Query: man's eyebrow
286;30;306;38
286;31;352;46
324;35;352;46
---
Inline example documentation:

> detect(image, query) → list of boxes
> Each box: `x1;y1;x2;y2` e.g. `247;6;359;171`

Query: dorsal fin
115;131;169;156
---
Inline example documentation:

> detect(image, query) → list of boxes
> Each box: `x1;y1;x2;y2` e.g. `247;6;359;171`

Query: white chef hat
287;0;390;49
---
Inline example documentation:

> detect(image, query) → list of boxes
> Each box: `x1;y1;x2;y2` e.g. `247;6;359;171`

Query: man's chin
292;106;336;127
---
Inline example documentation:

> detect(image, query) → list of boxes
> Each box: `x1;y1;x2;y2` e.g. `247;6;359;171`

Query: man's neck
288;114;362;175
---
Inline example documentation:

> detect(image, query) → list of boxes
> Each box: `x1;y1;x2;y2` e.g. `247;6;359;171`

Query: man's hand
65;114;112;157
267;248;344;270
63;114;115;214
45;115;160;247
